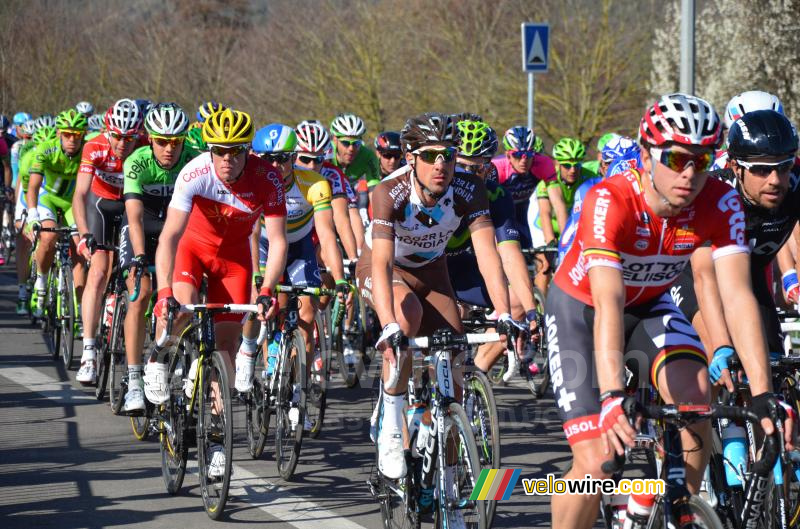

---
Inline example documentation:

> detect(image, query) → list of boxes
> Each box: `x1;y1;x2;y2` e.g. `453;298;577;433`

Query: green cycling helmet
185;126;207;152
552;137;585;162
533;135;544;153
457;120;498;158
33;125;57;144
55;109;88;131
596;132;617;152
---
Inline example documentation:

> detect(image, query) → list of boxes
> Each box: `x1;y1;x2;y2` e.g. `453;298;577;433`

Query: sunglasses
298;154;325;165
456;162;489;174
510;150;535;159
380;151;402;160
651;147;714;173
210;144;248;157
60;130;85;140
415;147;457;164
338;138;363;148
560;161;581;169
152;136;184;148
257;152;293;164
736;158;795;176
110;132;137;143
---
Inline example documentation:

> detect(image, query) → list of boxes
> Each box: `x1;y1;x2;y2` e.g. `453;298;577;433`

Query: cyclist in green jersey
329;113;381;225
26;110;88;317
119;103;197;412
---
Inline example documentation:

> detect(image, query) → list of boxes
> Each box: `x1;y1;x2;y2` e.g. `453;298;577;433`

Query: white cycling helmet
295;120;331;153
76;101;94;116
34;114;56;131
87;114;104;131
330;113;366;137
145;103;189;136
724;90;784;129
104;98;142;135
20;119;36;136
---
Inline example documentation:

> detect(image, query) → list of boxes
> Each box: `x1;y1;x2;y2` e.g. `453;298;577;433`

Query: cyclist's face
731;156;792;210
378;150;402;175
558;161;581;184
642;143;711;210
211;145;248;183
507;150;533;173
409;143;456;197
294;152;323;172
58;130;84;156
335;136;361;166
455;156;492;180
151;137;184;168
108;132;138;159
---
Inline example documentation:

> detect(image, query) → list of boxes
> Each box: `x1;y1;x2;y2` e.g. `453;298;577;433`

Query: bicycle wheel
59;266;76;370
464;371;500;526
488;356;508;387
307;312;328;439
160;344;190;495
246;347;271;459
651;494;724;529
94;318;110;401
434;403;486;529
29;260;40;327
45;271;59;356
275;330;306;480
197;349;234;519
334;298;360;388
109;296;129;416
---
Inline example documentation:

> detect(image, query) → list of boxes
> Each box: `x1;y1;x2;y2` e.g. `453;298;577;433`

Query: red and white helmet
104;98;142;136
639;93;722;148
295;120;331;154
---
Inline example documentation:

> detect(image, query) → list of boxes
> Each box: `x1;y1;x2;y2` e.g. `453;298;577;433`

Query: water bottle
722;423;747;487
266;330;281;376
415;408;433;455
603;493;628;529
623;492;656;529
406;403;426;457
103;293;116;328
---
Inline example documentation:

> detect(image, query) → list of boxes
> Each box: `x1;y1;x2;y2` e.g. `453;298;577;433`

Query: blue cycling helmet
601;135;639;162
252;124;298;154
502;126;537;151
13;112;31;125
606;150;642;178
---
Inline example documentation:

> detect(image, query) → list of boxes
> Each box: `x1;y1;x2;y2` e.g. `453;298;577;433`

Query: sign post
520;23;550;132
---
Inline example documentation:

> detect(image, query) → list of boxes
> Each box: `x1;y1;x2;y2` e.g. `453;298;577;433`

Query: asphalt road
0;265;574;529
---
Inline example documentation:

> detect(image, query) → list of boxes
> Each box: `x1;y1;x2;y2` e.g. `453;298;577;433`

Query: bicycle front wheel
246;347;270;459
59;267;76;370
197;349;234;519
160;345;190;495
275;330;306;480
465;371;500;525
652;494;724;529
307;312;329;439
434;403;487;529
109;295;129;416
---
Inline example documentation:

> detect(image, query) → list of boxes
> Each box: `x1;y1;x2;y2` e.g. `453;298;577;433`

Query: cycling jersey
555;168;749;307
283;168;332;243
0;137;8;159
446;177;519;256
491;154;556;204
558;176;603;260
10;138;33;186
14;149;36;222
528;170;594;247
123;144;200;220
331;145;381;189
367;165;492;268
29;137;83;198
320;161;356;203
78;134;129;200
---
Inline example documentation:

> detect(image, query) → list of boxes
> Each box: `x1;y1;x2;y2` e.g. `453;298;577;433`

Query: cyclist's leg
33;191;59;283
631;292;710;493
13;191;30;310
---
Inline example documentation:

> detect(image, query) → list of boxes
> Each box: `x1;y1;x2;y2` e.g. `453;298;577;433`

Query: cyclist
184;126;207;152
356;112;519;485
119;103;198;412
249;123;348;424
0;116;11;201
13;125;56;313
712;90;784;171
354;131;405;223
670;110;800;391
294;119;360;259
446;119;538;372
73;99;143;385
582;132;616;176
86;114;105;140
192;100;225;130
33;114;56;133
143;110;288;456
329;113;380;225
492;126;556;247
10;120;35;186
76;101;94;118
546;93;790;529
12;112;32;134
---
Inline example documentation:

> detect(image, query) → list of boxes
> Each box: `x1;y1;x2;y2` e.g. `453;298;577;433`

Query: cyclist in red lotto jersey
546;93;793;529
144;109;288;430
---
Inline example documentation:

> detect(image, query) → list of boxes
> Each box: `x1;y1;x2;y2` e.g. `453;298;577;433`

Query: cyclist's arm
472;224;510;315
261;215;287;293
250;220;261;278
2;155;10;189
497;242;536;313
691;247;733;349
547;184;569;233
123;197;147;257
349;206;365;252
26;172;43;211
315;206;345;282
371;236;396;327
331;195;358;259
714;252;771;395
775;222;798;288
589;265;626;393
155;207;190;293
538;196;556;243
72;168;93;237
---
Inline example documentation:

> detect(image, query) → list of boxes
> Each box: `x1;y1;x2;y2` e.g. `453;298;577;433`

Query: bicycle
33;224;78;369
0;190;15;265
601;398;779;529
244;285;335;475
368;329;498;529
93;242;128;409
157;301;266;519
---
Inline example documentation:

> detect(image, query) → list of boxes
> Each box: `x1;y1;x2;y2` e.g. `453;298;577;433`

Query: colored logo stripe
470;469;521;501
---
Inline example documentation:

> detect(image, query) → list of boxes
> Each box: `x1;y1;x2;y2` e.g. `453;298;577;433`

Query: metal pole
528;73;534;131
679;0;695;94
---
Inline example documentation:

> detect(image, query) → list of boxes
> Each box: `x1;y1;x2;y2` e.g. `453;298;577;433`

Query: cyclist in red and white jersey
73;99;144;385
547;93;791;529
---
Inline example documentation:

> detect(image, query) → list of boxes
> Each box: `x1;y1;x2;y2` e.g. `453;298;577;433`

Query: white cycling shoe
123;382;146;412
144;361;169;405
207;444;226;479
76;360;97;385
378;427;406;480
234;352;255;393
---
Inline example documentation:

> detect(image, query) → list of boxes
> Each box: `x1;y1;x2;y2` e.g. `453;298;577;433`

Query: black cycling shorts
447;252;491;309
85;189;125;249
545;282;708;446
118;211;163;271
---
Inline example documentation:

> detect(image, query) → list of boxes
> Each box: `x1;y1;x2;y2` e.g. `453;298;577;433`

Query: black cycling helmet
400;112;458;153
374;131;401;152
727;110;798;161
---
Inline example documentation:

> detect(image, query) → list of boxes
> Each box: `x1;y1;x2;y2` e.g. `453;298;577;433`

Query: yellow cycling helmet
202;108;254;145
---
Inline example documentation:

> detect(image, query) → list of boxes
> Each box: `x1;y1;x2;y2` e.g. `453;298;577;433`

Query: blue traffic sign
521;23;549;73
